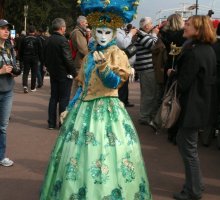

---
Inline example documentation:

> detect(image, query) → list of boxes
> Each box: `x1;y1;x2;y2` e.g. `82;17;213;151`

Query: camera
11;63;21;76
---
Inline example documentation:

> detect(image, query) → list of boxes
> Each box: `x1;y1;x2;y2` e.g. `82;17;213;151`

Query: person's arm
116;28;137;49
61;39;77;78
94;49;130;88
137;32;158;49
177;50;199;92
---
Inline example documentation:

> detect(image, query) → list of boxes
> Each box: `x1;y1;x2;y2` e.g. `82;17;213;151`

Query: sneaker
148;121;158;132
23;87;28;93
31;88;37;92
0;158;14;167
48;125;55;130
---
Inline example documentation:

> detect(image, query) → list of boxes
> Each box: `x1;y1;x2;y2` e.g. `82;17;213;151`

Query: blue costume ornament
78;0;140;28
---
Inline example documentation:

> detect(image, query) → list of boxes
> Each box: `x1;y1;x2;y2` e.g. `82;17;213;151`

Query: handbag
156;80;181;128
124;43;137;58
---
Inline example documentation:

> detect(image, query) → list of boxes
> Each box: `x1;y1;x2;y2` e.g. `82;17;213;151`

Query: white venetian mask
95;27;114;46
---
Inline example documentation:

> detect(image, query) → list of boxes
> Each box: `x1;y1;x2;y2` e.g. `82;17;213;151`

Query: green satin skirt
40;97;152;200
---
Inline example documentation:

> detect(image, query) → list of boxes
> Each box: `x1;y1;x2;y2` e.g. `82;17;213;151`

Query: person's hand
129;67;135;82
60;110;69;124
130;28;138;37
93;51;106;65
167;68;175;77
0;65;13;75
152;26;159;35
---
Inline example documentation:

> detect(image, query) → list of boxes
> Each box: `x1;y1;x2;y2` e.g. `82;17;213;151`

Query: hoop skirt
40;97;152;200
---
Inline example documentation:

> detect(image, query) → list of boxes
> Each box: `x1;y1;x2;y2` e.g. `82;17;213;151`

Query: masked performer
40;1;152;199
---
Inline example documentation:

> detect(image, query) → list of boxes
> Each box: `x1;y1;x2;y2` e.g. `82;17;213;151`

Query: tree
0;0;5;18
3;0;80;33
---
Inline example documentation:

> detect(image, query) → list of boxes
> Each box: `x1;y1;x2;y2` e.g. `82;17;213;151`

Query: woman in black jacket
213;23;220;138
171;15;217;200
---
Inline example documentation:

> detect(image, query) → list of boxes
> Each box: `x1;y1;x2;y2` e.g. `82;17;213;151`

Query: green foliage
4;0;81;33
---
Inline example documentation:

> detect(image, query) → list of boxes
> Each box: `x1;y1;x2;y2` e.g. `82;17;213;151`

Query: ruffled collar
88;39;117;52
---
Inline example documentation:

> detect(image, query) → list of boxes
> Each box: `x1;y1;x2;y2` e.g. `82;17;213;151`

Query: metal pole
24;17;26;32
195;0;198;15
24;5;28;32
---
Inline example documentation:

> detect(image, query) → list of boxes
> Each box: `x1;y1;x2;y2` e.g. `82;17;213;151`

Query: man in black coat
45;18;77;129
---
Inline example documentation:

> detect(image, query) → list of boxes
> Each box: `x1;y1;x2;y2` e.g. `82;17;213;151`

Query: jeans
0;90;13;160
37;61;43;87
176;127;203;198
48;78;73;127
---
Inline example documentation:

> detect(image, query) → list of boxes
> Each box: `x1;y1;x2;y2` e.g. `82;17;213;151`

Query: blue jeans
0;90;13;160
37;61;43;87
48;78;73;127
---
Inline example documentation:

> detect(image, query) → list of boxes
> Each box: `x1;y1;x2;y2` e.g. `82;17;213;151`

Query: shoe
138;119;149;125
173;191;201;200
31;88;37;92
48;125;55;130
23;87;28;93
0;158;14;167
148;121;158;132
37;84;43;88
125;102;134;107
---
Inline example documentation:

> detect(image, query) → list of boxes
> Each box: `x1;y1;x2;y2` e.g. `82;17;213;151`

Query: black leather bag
124;43;137;58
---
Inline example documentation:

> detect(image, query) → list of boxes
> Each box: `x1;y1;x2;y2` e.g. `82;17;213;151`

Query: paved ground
0;76;219;200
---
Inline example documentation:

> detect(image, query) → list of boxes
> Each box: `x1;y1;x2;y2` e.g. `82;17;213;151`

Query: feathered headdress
77;0;140;29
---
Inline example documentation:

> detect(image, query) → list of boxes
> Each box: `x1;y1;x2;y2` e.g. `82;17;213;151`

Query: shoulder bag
155;80;181;128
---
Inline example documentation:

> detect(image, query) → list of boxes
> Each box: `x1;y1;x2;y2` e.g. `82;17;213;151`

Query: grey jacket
0;44;15;92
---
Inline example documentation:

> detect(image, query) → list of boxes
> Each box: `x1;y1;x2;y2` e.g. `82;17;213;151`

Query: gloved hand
93;51;107;71
60;110;69;124
129;67;135;82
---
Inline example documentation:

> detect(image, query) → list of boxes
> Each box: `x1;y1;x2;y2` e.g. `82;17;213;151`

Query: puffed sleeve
96;47;131;88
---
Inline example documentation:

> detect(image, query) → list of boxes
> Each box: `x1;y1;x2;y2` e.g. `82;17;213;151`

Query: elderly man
70;16;89;96
134;17;160;130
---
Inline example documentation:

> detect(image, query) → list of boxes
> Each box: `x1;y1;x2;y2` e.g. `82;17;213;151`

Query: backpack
69;39;77;60
23;36;37;56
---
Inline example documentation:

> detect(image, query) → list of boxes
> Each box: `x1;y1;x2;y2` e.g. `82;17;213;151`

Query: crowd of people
0;1;220;199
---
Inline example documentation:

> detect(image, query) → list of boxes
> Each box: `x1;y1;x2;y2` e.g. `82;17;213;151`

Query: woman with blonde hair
160;13;186;144
166;13;185;31
171;15;217;200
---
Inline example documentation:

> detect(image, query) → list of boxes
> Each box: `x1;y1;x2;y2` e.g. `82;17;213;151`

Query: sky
132;0;220;26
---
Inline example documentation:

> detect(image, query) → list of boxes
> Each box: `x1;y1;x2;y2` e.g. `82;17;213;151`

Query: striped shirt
134;30;158;71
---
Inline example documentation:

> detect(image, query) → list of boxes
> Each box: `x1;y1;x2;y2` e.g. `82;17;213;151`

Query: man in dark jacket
45;18;77;129
19;25;43;93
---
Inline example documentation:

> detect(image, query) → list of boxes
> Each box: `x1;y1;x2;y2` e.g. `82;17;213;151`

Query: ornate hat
77;0;140;29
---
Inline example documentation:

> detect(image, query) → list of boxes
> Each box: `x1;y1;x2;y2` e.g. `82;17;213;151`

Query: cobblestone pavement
0;77;219;200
